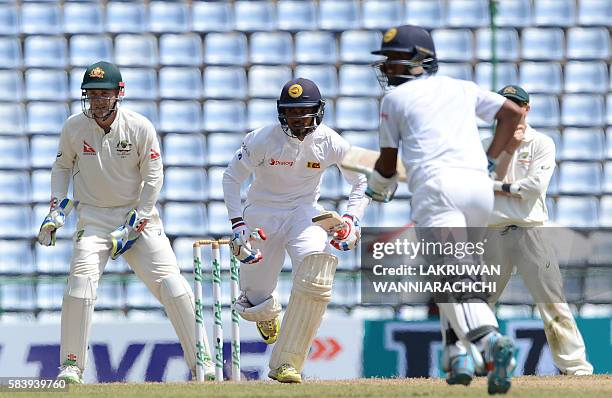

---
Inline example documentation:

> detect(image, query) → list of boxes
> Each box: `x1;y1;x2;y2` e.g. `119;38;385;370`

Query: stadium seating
277;0;318;31
159;68;202;99
159;33;203;66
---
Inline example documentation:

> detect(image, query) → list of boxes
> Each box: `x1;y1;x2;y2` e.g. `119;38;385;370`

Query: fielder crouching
222;78;370;383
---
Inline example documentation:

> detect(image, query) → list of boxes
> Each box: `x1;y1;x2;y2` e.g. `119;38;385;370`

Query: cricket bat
340;146;407;182
312;211;345;233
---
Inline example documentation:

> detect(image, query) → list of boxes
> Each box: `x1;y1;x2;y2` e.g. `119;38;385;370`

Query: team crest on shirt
115;140;133;157
517;151;531;164
306;161;321;169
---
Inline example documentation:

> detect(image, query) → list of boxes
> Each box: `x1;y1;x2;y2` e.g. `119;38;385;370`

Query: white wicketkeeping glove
109;209;148;260
229;220;266;264
366;169;398;203
37;198;74;246
330;214;361;251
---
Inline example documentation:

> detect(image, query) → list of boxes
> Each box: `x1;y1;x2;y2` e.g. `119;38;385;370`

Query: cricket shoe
268;364;302;383
485;333;516;395
256;317;280;345
191;360;217;381
445;353;475;386
57;363;83;384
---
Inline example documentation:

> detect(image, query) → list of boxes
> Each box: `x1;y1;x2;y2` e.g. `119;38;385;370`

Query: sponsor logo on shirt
56;152;62;158
307;161;321;169
269;158;294;167
150;148;161;160
83;140;96;155
115;140;133;157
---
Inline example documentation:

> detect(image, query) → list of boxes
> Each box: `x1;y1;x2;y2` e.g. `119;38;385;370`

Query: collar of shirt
88;108;121;135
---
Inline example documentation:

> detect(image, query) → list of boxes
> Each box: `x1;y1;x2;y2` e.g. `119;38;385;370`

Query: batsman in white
366;25;524;394
483;85;593;376
37;61;215;383
222;78;369;383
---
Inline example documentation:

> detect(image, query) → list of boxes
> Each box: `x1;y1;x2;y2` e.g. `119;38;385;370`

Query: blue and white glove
37;198;74;246
229;220;266;264
109;209;148;260
366;169;398;203
330;214;361;251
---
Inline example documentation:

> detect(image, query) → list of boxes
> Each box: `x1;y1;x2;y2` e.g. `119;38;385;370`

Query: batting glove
487;155;498;179
330;214;361;251
37;198;74;246
366;169;398;203
229;220;266;264
110;209;148;260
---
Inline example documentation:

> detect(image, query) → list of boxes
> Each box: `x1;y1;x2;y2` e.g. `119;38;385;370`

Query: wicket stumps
193;239;241;382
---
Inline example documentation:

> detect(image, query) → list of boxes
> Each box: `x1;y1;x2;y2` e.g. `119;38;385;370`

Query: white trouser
485;226;593;375
240;202;330;306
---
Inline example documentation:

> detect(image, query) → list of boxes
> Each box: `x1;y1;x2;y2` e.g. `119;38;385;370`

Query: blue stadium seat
339;65;381;97
335;98;379;131
558;162;602;195
163;133;206;167
207;167;227;200
555;197;599;228
30;135;59;168
208;202;231;235
437;63;473;81
578;0;611;26
405;0;444;29
126;281;162;308
547;169;558;195
192;1;234;32
25;69;68;101
432;29;474;62
446;0;489;28
248;65;292;98
332;278;359;304
159;33;203;66
362;0;403;30
96;282;124;309
24;36;67;68
31;169;51;203
277;0;317;31
0;4;18;35
2;285;36;310
148;0;189;33
540;129;562;158
35;239;72;274
0;70;23;101
235;0;276;31
0;37;21;68
519;62;562;94
494;0;532;27
203;67;247;99
172;237;199;272
566;27;610;60
20;2;61;35
27;102;68;135
521;28;565;61
294;65;339;98
204;32;248;65
121;68;158;100
320;166;341;199
33;204;76;239
120;100;158;127
159;67;202;99
599;196;612;227
248;99;278;130
0;137;28;169
295;31;337;64
114;34;159;67
562;94;605;127
250;32;293;65
0;240;34;274
534;0;576;27
526;94;559;127
608;94;612;126
163;202;208;236
319;0;360;31
475;28;520;61
379;200;412;227
0;206;31;238
63;2;104;34
0;172;29;204
69;68;86;100
69;35;113;67
106;1;147;33
588;231;612;265
164;167;207;201
339;30;383;64
565;61;608;94
475;63;518;91
207;133;243;166
203;100;247;132
603;162;612;194
607;127;612;159
159;100;202;133
560;128;605;161
340;131;378;152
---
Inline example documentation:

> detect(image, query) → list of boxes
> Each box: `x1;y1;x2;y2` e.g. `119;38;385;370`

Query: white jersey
379;75;506;192
51;107;163;218
222;123;369;220
488;125;556;226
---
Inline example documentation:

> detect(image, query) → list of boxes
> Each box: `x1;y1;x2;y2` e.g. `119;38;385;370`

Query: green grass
2;376;611;398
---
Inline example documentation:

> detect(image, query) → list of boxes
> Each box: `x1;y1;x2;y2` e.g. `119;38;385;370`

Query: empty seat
494;0;532;27
96;282;124;309
164;168;207;201
120;101;158;127
0;70;23;102
319;0;360;31
114;34;158;67
172;237;200;271
235;0;276;31
203;67;247;99
277;0;318;31
69;35;113;67
0;240;34;274
558;162;602;194
321;99;336;127
560;128;605;161
248;66;292;98
207;133;244;165
3;285;36;310
432;29;474;62
159;100;202;133
207;166;251;200
192;1;233;32
35;239;72;274
562;94;605;127
600;196;612;227
446;0;489;28
340;131;378;151
608;94;612;126
0;37;21;68
405;0;444;29
340;30;383;64
250;32;293;65
555;197;599;228
159;33;203;66
27;102;68;135
159;67;201;99
607;127;612;159
534;0;576;27
379;200;412;227
0;137;28;169
540;129;562;158
566;27;610;60
336;98;379;131
24;36;67;68
475;63;518;91
294;65;339;97
588;231;612;265
565;61;608;94
0;103;25;135
320;166;341;199
437;63;473;81
362;0;403;30
526;95;559;127
295;31;337;64
578;0;611;26
63;2;104;34
0;4;18;35
208;201;231;235
106;1;147;33
339;65;381;96
20;2;61;35
163;133;206;166
31;169;51;203
204;32;248;65
247;99;278;130
519;62;562;94
25;69;68;101
603;162;612;193
203;100;247;132
69;68;87;100
148;1;189;33
521;28;565;61
475;28;520;61
0;205;31;238
0;172;29;204
547;169;559;195
30;135;60;168
121;68;158;100
126;281;162;308
163;202;208;236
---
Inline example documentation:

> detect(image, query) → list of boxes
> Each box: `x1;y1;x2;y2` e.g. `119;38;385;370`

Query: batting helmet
277;78;325;139
80;61;125;120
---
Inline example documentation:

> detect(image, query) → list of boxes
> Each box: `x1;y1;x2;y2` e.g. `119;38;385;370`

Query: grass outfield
3;376;611;398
